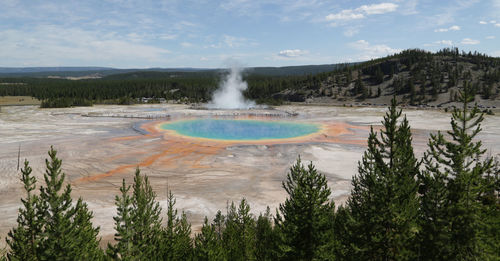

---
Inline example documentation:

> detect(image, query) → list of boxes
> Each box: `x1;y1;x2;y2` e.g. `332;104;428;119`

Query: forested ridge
1;48;499;108
3;85;499;260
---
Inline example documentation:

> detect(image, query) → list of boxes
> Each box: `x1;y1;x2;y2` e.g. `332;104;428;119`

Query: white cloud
325;10;364;21
434;25;461;32
277;49;309;58
477;20;500;28
460;38;480;45
0;26;170;67
349;40;400;61
356;3;398;15
207;35;257;49
435;40;453;45
325;2;397;22
486;35;496;39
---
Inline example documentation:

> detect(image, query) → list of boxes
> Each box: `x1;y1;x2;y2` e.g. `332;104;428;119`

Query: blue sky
0;0;499;68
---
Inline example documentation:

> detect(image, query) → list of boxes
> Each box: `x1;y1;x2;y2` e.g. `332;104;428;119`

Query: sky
0;0;499;68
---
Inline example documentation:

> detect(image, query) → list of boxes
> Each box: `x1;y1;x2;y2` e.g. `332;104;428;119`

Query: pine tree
409;79;416;104
40;147;103;260
161;190;193;260
375;66;384;84
108;168;163;260
332;205;351;259
194;217;224;261
70;198;105;260
131;168;163;259
222;199;256;261
275;157;335;260
339;98;420;260
255;207;279;261
418;82;496;260
107;179;135;260
6;160;43;260
480;158;500;258
7;147;103;260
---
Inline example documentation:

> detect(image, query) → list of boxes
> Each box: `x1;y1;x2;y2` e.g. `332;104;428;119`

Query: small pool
160;119;320;141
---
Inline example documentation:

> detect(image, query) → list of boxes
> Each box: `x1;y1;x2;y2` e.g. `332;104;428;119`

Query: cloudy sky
0;0;499;68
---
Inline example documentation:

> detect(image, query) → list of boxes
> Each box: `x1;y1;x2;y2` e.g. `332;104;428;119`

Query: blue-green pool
160;119;320;141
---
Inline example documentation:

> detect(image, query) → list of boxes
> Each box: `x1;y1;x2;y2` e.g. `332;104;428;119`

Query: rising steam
208;67;255;109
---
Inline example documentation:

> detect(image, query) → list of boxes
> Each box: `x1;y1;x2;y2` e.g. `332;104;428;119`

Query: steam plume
209;66;255;109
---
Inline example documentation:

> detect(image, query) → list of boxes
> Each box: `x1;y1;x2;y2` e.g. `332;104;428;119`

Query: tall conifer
222;199;256;261
339;98;420;260
194;217;224;261
108;168;163;260
6;160;42;260
418;82;496;259
255;207;279;261
161;190;193;260
275;157;335;260
7;147;103;260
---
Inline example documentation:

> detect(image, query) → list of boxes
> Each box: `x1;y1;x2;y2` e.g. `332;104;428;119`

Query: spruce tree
275;157;335;260
418;82;496;260
339;98;420;260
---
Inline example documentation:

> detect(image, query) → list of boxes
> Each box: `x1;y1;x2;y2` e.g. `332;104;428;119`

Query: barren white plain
1;104;499;246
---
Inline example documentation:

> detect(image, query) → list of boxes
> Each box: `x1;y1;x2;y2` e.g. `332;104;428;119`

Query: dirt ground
0;104;499;247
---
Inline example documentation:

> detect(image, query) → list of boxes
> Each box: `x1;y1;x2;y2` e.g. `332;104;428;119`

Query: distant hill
0;67;113;73
0;67;213;78
276;48;500;108
0;64;345;78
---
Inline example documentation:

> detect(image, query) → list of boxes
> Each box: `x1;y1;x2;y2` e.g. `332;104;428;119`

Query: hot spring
159;119;320;141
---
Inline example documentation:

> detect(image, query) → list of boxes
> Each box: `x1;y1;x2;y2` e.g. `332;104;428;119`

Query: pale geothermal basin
1;104;499;246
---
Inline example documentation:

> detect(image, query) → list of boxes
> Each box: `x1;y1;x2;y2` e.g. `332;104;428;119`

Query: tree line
2;48;498;108
3;86;499;260
0;71;328;107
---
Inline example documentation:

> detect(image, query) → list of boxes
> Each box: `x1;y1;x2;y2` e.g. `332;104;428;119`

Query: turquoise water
160;119;319;141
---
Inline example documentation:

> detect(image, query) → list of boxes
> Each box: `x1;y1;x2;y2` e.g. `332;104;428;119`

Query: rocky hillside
277;48;500;109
